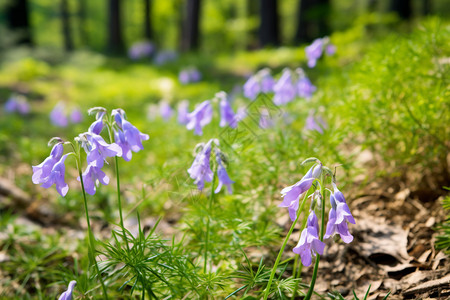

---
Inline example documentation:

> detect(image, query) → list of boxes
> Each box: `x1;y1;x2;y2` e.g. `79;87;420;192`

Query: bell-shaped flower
112;109;150;155
78;164;110;195
214;150;234;194
187;140;213;190
186;100;213;136
297;77;316;99
305;109;327;134
159;100;173;121
5;95;30;115
217;92;237;129
324;183;355;243
40;154;70;197
305;38;324;68
259;109;274;129
177;100;190;125
70;108;83;124
32;142;64;185
243;68;275;100
293;211;325;266
50;102;68;127
86;133;122;168
88;111;105;135
114;129;132;161
243;76;259;100
58;280;76;300
279;163;322;221
273;69;297;105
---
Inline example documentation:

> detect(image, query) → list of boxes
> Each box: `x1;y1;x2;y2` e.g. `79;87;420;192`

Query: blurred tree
294;0;330;44
259;0;279;47
108;0;125;54
78;0;88;46
61;0;74;51
144;0;152;40
5;0;32;45
181;0;201;51
389;0;412;19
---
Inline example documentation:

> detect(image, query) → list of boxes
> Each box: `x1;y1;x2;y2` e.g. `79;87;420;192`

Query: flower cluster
243;68;275;100
50;102;83;127
32;108;149;196
188;139;234;193
179;67;202;84
305;36;336;68
279;159;355;266
273;68;316;105
128;40;155;60
4;95;30;115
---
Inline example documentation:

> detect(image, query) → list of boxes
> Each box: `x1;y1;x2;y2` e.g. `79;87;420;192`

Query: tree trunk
259;0;279;47
181;0;201;51
78;0;88;46
61;0;74;52
5;0;33;46
294;0;330;44
389;0;412;19
108;0;125;54
144;0;152;40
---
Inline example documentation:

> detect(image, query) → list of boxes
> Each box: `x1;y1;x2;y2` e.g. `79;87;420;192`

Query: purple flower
243;76;259;100
78;164;110;195
58;280;76;300
4;97;17;113
279;163;322;221
70;108;83;123
128;41;154;60
305;38;324;68
50;103;68;127
154;50;178;65
177;100;190;125
32;142;64;185
179;67;202;84
188;140;213;190
326;44;336;55
293;211;325;266
186;100;213;135
243;69;275;100
259;109;274;129
159;100;173;121
297;77;316;99
260;70;275;93
305;110;326;134
4;95;30;115
214;150;234;194
179;70;190;84
324;183;355;243
39;154;70;197
85;133;122;168
88;111;105;135
112;109;149;160
217;92;237;128
273;69;297;105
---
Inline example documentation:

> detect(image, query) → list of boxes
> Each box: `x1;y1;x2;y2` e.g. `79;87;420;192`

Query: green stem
115;156;130;252
263;191;310;300
204;170;217;273
304;176;326;300
78;166;109;299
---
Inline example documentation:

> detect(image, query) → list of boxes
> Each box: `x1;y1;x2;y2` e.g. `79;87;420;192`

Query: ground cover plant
0;10;449;300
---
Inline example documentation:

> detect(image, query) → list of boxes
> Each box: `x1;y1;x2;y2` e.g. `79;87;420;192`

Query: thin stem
263;191;310;300
304;175;326;300
204;170;217;273
115;156;130;252
78;166;109;299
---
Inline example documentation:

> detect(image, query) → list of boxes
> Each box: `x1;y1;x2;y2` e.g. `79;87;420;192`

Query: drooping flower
305;38;324;68
85;133;122;168
279;163;322;221
297;76;316;99
32;142;64;185
273;69;297;105
187;140;213;190
293;211;325;266
243;76;259;100
243;68;275;100
324;182;355;243
79;164;110;195
214;149;234;194
179;67;202;84
159;100;173;121
186;100;213;135
128;41;154;60
4;95;30;115
39;154;70;197
58;280;76;300
217;91;237;128
112;109;150;157
88;111;106;135
177;100;190;125
70;108;83;123
305;109;327;134
50;102;68;127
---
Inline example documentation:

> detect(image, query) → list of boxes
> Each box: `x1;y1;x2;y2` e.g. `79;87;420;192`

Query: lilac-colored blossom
179;67;202;84
50;103;68;127
259;109;274;129
273;69;297;105
236;107;247;122
128;41;154;60
70;108;83;123
79;164;110;195
217;92;237;128
279;163;322;221
324;182;355;243
214;149;234;194
88;111;105;135
305;38;324;68
186;100;213;135
32;143;64;185
297;77;316;99
177;100;190;125
159;100;173;121
187;140;213;190
4;95;30;115
326;44;336;55
85;133;122;168
293;211;325;266
305;109;327;134
58;280;76;300
154;50;178;65
39;154;70;197
243;68;275;100
243;76;259;100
